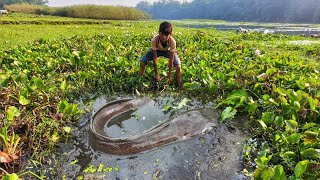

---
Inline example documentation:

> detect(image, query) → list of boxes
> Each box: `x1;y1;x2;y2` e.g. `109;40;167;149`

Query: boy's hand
167;76;172;85
154;74;160;81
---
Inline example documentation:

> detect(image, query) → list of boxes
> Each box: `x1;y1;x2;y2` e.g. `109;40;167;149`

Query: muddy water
50;95;248;180
103;100;170;138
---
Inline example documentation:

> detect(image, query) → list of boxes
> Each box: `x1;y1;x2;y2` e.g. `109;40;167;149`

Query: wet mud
90;98;218;155
48;95;249;180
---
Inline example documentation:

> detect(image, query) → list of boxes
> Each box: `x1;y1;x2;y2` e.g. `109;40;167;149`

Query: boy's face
159;32;170;42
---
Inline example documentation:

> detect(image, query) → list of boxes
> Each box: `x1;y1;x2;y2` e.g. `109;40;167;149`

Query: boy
139;21;182;89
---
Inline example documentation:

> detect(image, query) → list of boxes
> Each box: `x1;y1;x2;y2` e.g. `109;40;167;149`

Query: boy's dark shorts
140;48;181;65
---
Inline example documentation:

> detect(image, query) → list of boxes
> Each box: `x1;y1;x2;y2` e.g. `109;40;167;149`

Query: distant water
177;22;320;36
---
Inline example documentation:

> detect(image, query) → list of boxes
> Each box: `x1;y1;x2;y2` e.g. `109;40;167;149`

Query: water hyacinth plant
0;17;319;178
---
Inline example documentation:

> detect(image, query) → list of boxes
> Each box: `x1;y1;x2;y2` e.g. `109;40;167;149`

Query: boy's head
159;21;172;42
159;21;172;35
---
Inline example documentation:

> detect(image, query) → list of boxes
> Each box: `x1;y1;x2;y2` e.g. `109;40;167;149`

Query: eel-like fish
89;98;218;155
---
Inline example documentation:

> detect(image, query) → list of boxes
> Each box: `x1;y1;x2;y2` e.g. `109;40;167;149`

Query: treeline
0;0;47;9
4;3;150;20
137;0;320;23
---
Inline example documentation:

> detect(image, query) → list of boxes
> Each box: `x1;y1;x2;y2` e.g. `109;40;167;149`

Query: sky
47;0;165;7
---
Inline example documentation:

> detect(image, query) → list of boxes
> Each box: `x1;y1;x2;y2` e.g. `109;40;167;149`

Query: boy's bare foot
154;74;160;81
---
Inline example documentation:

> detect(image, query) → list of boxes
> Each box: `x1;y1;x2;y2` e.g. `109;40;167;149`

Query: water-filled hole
104;101;170;138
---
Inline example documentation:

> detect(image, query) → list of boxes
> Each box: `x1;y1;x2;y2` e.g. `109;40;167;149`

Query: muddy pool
31;95;249;179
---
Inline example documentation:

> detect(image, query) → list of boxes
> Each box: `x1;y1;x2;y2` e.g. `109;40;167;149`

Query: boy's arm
168;51;174;84
168;37;176;84
152;50;160;81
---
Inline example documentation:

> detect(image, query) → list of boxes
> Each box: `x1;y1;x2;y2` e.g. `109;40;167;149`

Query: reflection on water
104;101;170;138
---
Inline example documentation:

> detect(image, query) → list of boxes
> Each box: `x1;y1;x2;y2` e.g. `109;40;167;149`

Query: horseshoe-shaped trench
89;98;218;155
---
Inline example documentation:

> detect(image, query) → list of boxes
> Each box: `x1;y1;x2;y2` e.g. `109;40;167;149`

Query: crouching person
139;21;182;90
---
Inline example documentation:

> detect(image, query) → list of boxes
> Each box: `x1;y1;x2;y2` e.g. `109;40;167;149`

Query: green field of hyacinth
0;13;319;179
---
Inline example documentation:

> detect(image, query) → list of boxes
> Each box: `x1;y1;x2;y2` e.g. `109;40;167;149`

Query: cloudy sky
47;0;166;7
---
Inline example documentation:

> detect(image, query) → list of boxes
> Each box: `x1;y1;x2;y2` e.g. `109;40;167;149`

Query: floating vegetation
0;19;319;179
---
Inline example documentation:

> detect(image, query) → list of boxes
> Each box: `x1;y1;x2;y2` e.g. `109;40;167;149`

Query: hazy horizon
47;0;189;7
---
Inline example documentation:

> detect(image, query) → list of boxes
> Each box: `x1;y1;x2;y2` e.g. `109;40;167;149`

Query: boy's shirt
151;34;176;52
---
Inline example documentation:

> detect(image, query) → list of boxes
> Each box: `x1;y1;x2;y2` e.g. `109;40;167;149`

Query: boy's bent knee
139;62;147;76
175;64;181;72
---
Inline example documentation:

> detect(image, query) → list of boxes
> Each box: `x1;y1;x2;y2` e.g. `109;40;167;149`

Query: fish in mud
90;99;218;155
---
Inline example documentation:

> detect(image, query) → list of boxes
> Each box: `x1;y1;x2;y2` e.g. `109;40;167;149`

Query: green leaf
295;80;305;90
308;97;317;111
302;123;317;130
257;120;267;130
0;73;10;88
287;89;299;101
274;116;284;127
59;100;67;113
303;131;318;144
273;165;286;180
135;89;140;96
269;98;279;106
255;148;273;166
63;126;72;134
281;151;297;160
266;68;278;76
162;104;172;112
0;132;9;150
162;71;167;76
287;133;301;144
97;163;104;173
183;82;191;89
285;120;298;131
294;160;309;177
225;89;248;108
103;166;113;173
253;166;274;180
279;96;288;106
263;94;270;101
176;98;190;110
6;106;20;121
190;81;201;90
60;80;67;91
291;101;300;112
261;112;275;124
69;159;78;165
221;107;237;122
257;154;273;166
274;87;287;96
142;82;150;88
79;51;86;58
83;165;96;173
71;104;78;114
114;165;119;171
64;104;73;115
273;133;281;143
19;95;30;105
2;173;19;180
51;132;59;143
34;77;44;89
300;148;320;158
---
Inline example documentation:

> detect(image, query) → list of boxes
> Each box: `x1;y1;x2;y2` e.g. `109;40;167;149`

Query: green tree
1;0;48;9
136;0;320;23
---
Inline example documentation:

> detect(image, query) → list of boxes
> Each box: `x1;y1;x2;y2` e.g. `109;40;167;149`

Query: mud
90;98;218;155
40;95;249;179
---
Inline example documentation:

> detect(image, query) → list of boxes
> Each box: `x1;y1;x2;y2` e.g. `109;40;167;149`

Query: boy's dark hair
159;21;172;35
